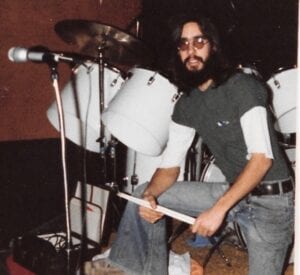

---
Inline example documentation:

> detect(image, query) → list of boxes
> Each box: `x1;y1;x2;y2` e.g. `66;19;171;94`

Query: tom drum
47;63;124;152
101;68;180;156
267;67;297;134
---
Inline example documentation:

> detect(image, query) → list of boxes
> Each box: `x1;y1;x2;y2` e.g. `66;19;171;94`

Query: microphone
8;47;87;64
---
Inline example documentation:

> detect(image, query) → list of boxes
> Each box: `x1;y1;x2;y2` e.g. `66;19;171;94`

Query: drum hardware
96;38;109;185
147;72;157;85
272;75;281;89
172;91;183;102
130;174;139;190
237;62;263;79
183;135;203;181
128;151;140;193
277;132;296;149
110;74;123;87
105;137;119;190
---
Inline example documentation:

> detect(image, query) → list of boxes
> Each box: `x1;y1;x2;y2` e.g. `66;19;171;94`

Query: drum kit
47;19;199;192
47;19;297;193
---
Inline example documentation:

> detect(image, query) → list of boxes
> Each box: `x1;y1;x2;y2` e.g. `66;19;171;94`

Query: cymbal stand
47;60;73;275
97;41;119;190
96;42;120;247
130;151;139;193
97;41;108;186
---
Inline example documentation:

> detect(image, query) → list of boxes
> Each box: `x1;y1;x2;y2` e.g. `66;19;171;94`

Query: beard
176;53;216;89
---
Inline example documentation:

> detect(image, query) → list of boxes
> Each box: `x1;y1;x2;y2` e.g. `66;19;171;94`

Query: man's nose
187;42;196;55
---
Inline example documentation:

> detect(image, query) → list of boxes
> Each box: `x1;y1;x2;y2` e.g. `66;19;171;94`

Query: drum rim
268;65;297;79
200;156;227;182
75;61;125;76
128;66;179;86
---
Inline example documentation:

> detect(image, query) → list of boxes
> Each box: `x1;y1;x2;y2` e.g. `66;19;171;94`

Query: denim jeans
108;181;294;275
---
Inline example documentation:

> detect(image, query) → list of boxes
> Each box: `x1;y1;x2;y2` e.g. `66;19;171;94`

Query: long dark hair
166;13;235;94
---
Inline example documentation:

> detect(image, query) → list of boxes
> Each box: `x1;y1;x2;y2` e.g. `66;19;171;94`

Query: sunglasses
177;35;209;51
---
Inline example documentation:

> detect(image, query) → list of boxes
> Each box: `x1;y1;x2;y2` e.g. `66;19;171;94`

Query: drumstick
117;192;196;225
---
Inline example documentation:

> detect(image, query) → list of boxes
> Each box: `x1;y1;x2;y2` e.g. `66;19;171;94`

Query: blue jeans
108;181;294;275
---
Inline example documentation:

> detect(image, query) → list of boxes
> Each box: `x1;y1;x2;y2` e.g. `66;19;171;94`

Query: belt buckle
265;184;278;195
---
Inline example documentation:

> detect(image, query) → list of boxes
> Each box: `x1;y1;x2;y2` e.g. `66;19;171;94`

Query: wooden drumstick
117;192;196;225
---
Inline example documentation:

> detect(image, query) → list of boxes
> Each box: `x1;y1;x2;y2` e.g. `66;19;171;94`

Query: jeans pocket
250;192;294;246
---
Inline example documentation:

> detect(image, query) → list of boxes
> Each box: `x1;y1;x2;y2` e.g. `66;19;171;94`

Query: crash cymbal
55;19;153;67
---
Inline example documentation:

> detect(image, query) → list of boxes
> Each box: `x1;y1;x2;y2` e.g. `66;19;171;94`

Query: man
85;13;294;275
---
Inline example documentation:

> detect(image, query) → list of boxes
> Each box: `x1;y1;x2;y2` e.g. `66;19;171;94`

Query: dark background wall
0;0;141;141
140;0;298;80
0;0;141;247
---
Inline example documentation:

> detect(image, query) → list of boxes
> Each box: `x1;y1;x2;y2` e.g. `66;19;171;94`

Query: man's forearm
143;167;180;198
214;153;272;214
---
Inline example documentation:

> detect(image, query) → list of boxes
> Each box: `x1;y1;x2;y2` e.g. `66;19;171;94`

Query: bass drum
200;157;226;182
199;158;247;249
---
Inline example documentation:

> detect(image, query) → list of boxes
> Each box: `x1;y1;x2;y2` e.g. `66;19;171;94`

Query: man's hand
192;153;272;237
191;207;226;237
138;193;164;224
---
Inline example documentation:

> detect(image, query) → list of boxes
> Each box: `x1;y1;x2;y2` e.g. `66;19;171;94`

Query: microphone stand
47;59;73;275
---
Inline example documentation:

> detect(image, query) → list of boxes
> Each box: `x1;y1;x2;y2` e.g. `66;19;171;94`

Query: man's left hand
191;207;226;237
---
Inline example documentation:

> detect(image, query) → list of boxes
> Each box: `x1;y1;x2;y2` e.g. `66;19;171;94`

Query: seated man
85;12;294;275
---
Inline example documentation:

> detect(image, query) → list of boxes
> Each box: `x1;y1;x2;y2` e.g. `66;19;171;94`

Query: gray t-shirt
172;73;290;182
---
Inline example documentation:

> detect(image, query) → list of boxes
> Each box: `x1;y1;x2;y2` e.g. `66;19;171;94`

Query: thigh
156;181;229;217
248;192;294;246
237;192;294;275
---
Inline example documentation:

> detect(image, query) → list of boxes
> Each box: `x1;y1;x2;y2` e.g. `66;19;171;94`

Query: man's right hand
138;193;164;224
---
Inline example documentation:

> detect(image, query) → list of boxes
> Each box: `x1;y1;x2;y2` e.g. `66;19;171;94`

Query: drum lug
147;72;157;85
172;92;183;102
272;76;281;88
110;75;121;87
125;71;133;81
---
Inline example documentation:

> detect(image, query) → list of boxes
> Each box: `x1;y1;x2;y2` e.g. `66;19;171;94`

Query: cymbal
55;19;153;67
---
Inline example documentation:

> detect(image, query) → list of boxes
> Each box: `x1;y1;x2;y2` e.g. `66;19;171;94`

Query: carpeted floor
170;220;294;275
102;219;293;275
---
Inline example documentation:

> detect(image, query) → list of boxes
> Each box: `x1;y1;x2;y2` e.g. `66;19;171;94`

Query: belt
251;178;294;196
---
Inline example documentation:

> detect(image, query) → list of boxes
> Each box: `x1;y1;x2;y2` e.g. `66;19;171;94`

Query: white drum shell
101;68;179;156
267;68;297;134
124;149;187;193
47;63;124;152
200;158;226;182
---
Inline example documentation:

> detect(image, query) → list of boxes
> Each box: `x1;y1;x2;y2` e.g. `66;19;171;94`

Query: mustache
184;55;204;65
